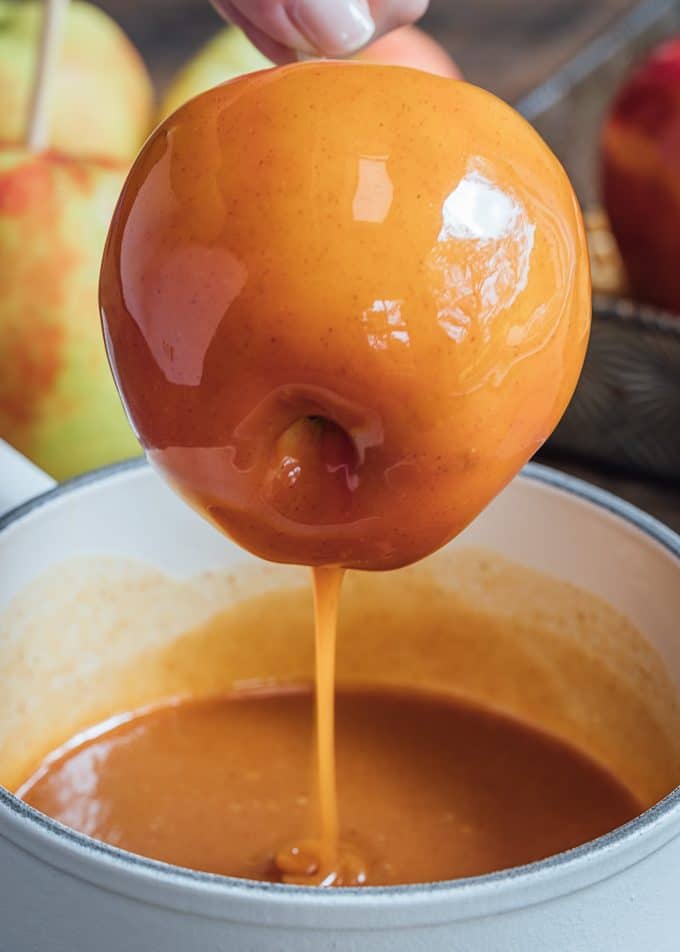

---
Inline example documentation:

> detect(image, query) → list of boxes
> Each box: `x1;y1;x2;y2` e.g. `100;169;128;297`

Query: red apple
0;147;140;478
357;25;460;79
601;35;680;313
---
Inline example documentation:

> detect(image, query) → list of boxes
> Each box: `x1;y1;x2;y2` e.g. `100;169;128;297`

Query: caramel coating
100;62;590;569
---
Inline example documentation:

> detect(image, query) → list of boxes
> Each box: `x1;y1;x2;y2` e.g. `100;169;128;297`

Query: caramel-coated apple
100;62;591;570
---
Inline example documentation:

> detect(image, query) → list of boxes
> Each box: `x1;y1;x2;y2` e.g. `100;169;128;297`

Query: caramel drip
276;565;353;886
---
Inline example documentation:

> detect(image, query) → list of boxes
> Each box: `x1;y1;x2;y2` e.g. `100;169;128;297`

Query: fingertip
213;1;298;64
287;0;376;57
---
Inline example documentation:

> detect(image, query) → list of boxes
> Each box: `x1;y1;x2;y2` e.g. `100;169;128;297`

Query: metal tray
517;0;680;480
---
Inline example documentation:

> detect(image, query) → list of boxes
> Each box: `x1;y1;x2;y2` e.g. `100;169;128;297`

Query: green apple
0;146;141;479
159;24;271;120
0;0;154;161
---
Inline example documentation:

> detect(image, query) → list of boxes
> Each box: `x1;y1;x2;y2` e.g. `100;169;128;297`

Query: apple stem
26;0;70;152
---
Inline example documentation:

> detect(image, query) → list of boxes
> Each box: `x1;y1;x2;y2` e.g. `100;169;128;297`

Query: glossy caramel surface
19;687;640;885
100;62;591;568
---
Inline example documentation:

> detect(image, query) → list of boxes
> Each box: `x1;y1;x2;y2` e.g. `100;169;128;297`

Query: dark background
95;0;679;530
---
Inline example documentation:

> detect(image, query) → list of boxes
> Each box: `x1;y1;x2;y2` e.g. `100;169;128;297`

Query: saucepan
1;437;680;952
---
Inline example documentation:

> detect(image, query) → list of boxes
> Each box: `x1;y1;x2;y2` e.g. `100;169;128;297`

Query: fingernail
289;0;375;56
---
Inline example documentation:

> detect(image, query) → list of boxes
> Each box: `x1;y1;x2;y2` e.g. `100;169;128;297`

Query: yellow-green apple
601;35;680;313
159;24;271;120
0;0;153;161
103;62;590;571
0;147;141;479
159;23;459;120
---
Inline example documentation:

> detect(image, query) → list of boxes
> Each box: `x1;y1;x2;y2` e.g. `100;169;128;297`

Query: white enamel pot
1;439;680;952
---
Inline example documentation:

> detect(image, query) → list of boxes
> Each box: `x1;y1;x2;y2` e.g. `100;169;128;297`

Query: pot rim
1;458;680;918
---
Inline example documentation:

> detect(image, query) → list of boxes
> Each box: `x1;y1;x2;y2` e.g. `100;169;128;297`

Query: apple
601;35;680;313
0;0;154;161
102;62;590;570
356;25;460;78
0;147;141;479
159;23;459;120
159;24;271;120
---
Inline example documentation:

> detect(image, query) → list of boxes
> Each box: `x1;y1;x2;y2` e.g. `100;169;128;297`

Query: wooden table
99;0;679;532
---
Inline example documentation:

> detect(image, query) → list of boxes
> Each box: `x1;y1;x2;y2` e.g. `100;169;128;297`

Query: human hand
211;0;429;62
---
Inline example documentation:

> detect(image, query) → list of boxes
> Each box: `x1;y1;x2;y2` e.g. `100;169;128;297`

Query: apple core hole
303;416;359;479
264;416;361;525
